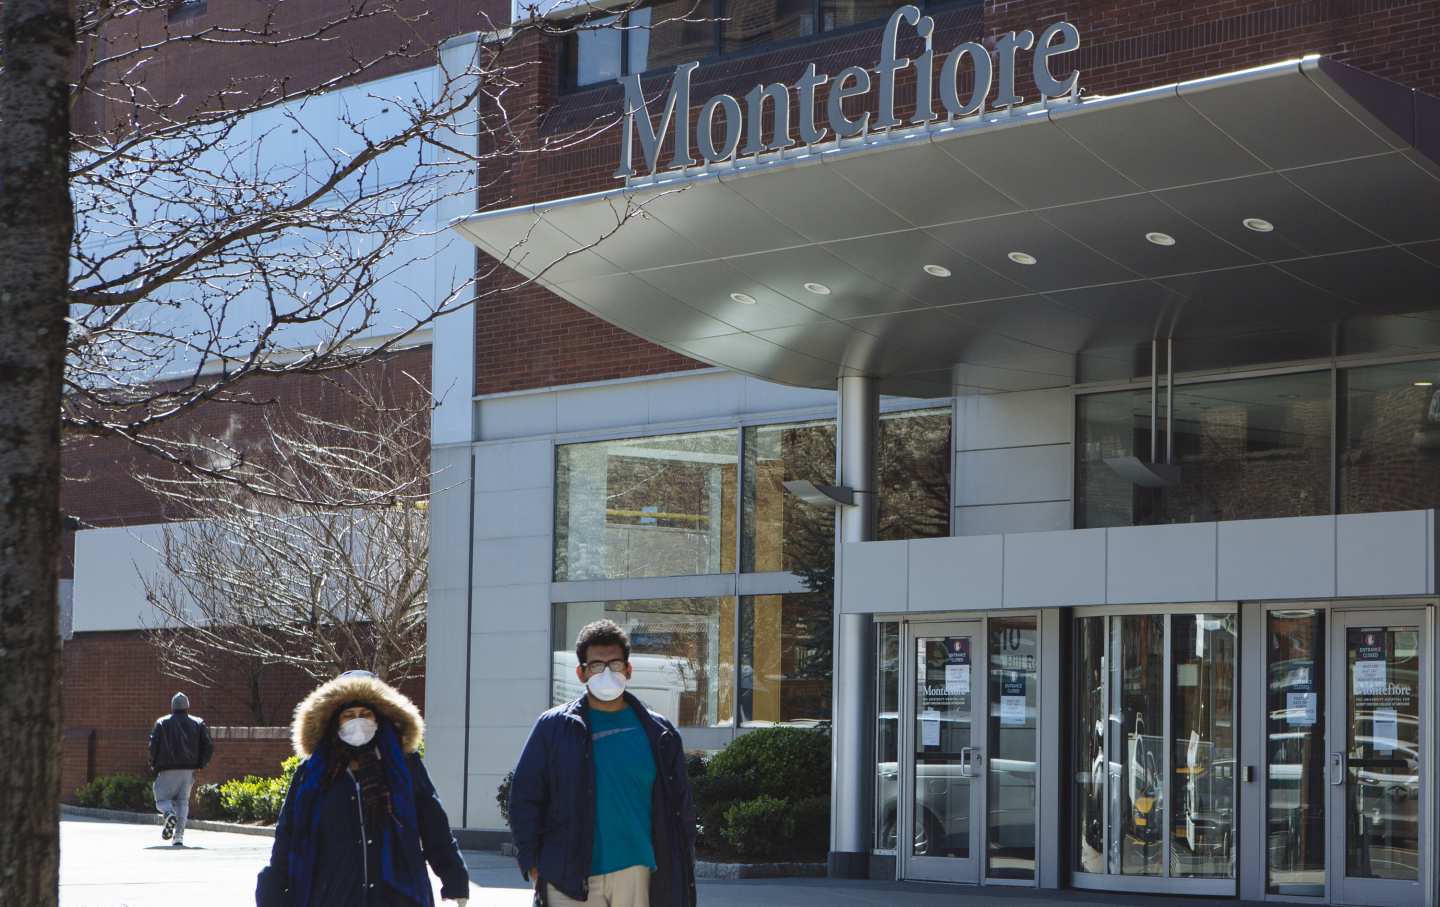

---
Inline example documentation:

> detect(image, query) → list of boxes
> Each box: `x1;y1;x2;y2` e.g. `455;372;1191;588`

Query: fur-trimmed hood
292;673;424;758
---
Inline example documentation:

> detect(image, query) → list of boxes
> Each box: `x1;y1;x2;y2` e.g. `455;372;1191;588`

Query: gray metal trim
1240;601;1266;901
1038;608;1062;889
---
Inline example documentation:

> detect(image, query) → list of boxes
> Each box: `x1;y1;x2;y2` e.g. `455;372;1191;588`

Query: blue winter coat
509;693;697;907
256;751;469;907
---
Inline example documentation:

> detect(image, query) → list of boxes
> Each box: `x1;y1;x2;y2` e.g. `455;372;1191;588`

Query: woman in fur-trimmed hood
256;671;470;907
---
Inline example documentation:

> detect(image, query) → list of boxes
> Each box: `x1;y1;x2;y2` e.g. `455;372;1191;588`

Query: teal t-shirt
589;705;658;876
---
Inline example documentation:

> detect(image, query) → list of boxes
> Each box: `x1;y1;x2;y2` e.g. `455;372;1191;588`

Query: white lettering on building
615;5;1080;178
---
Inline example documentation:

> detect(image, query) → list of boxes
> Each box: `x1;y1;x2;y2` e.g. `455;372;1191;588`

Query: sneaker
172;839;184;848
161;813;177;841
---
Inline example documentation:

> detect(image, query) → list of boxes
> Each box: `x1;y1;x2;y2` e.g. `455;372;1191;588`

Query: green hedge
692;727;831;863
75;774;156;813
212;755;301;824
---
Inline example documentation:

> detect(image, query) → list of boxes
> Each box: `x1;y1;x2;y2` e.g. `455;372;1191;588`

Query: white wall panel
1217;515;1336;600
72;524;168;632
955;387;1072;451
1336;510;1431;597
1106;522;1218;604
954;444;1071;507
954;501;1070;536
907;535;1003;613
1003;528;1106;608
840;540;907;613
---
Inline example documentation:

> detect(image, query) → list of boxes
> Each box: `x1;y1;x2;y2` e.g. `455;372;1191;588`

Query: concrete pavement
60;817;1263;907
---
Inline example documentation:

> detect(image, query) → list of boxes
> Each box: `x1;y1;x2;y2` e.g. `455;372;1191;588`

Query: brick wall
61;345;432;579
476;0;1440;396
61;629;427;801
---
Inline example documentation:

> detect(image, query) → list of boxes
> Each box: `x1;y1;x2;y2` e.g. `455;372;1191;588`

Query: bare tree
2;1;708;895
140;370;433;690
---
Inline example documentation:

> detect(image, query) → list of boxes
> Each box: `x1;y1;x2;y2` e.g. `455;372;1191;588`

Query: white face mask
338;716;378;747
586;668;628;702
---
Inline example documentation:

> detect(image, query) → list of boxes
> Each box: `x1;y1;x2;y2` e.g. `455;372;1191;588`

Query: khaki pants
546;866;650;907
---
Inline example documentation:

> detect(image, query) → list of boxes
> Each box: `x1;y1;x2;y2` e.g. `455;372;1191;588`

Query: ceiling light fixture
1145;232;1177;246
803;282;831;296
1007;251;1038;266
729;292;757;305
922;264;952;278
1243;217;1275;233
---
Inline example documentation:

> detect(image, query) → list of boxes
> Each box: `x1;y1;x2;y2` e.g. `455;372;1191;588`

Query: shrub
720;796;795;860
692;727;832;863
497;771;514;827
788;795;830;862
704;727;830;801
218;774;287;824
193;783;224;820
75;774;155;813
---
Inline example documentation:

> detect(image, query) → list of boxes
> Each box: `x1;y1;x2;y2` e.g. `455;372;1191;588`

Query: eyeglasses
583;659;628;677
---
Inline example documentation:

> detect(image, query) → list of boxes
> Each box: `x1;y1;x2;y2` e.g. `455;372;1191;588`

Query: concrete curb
695;861;827;880
62;804;276;838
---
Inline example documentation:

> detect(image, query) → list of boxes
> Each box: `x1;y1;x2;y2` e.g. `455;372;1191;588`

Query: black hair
575;619;631;665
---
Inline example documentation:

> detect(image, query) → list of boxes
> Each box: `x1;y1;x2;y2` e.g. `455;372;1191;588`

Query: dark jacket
509;693;696;907
149;710;214;773
257;752;469;907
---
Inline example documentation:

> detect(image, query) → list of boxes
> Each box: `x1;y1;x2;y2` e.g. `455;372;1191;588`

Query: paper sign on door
921;709;942;748
1373;708;1398;753
1286;691;1317;726
945;663;970;695
1354;659;1386;695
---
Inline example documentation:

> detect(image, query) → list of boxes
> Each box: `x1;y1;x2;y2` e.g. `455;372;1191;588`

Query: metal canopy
453;57;1440;397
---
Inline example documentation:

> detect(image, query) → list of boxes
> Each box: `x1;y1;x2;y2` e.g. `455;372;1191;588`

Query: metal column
831;375;879;877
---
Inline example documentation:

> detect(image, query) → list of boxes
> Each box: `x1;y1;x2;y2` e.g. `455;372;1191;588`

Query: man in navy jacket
509;620;696;907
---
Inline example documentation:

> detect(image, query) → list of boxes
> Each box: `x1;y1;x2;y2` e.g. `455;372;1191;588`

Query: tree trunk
0;0;75;903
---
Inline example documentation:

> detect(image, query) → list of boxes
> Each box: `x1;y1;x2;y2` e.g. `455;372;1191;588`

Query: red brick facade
60;629;426;802
475;0;1440;395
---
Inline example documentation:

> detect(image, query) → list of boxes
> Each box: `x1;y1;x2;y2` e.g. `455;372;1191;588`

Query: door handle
1329;752;1346;786
960;747;984;777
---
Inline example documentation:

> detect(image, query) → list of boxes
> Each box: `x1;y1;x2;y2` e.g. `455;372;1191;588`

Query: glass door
1071;610;1237;895
1328;611;1427;907
902;621;984;883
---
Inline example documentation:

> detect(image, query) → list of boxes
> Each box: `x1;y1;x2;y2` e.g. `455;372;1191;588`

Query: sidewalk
62;817;1264;907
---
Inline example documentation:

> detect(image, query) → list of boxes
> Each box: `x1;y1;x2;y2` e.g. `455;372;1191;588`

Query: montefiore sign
615;4;1080;178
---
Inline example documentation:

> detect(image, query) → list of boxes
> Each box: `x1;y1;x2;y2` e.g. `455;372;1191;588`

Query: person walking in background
510;620;696;907
255;670;470;906
149;691;214;847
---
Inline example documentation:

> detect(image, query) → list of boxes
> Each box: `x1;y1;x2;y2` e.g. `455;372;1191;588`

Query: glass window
1170;614;1237;879
1341;359;1440;513
739;591;832;726
1072;616;1107;874
820;0;899;31
875;621;900;852
742;420;834;574
1267;609;1326;896
877;409;952;541
1114;613;1165;876
742;408;950;573
1077;372;1332;528
552;598;735;727
640;0;718;72
554;430;738;582
722;0;814;54
987;617;1037;879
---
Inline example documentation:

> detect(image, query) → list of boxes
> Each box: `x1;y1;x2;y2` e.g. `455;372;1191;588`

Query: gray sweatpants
153;769;195;840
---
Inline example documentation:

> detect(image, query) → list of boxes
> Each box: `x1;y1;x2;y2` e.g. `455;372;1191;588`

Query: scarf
284;719;433;906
